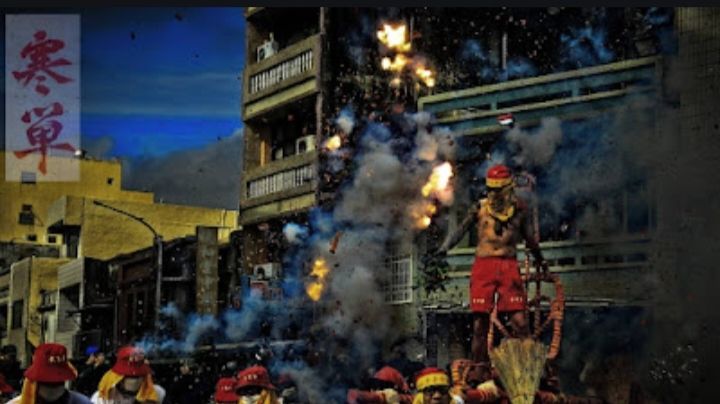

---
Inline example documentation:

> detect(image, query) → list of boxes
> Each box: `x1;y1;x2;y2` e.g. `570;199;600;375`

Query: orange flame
410;201;438;230
306;258;330;301
421;162;454;198
377;23;411;52
415;65;436;88
381;54;409;72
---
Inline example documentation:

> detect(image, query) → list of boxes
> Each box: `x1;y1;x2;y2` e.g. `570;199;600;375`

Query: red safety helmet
236;366;276;391
214;377;238;403
111;346;151;377
486;164;512;188
23;343;77;383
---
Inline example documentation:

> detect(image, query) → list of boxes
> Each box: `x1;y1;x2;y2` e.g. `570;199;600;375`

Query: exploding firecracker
415;65;436;88
410;201;438;230
381;54;409;72
410;162;454;229
421;162;453;199
377;21;435;89
376;23;411;52
323;135;342;151
306;257;330;301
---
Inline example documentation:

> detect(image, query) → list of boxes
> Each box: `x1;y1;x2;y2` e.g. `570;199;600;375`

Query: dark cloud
120;128;243;210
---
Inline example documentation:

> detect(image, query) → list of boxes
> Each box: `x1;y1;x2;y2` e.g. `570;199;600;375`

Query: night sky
2;7;246;208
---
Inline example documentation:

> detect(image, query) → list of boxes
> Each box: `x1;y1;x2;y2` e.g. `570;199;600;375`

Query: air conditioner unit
296;135;316;154
256;33;279;62
254;262;281;280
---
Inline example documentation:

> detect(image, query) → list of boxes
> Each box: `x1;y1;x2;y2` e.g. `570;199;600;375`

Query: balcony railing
445;234;652;274
243;34;320;110
247;164;314;200
418;56;661;136
248;50;314;95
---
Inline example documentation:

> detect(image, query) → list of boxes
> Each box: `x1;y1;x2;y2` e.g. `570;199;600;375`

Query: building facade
1;153;239;364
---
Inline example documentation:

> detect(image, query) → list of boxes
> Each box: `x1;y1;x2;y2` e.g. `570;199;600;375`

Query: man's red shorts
469;256;526;313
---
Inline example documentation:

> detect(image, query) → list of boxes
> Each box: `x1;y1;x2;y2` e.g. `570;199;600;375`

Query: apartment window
26;234;37;242
107;177;114;185
47;235;57;243
20;171;36;184
11;300;23;329
18;204;34;225
384;252;413;304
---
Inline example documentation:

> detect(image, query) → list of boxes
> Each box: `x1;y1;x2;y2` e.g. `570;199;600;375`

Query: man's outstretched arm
435;202;479;255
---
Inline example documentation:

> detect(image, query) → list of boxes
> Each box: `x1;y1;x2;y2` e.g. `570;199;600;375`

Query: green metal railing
419;56;661;136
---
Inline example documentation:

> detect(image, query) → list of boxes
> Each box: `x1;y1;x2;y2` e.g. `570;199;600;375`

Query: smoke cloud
122;128;243;209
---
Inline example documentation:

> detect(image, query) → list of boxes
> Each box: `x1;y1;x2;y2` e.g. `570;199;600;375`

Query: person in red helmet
346;366;413;404
428;164;546;366
90;346;165;404
0;373;15;403
7;343;91;404
235;366;278;404
213;378;237;404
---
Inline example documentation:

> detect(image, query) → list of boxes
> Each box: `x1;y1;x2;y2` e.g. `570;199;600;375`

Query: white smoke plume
283;223;309;245
506;117;563;169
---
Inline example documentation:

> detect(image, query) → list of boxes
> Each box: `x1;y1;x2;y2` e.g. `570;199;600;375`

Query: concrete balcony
418;56;661;136
243;34;321;120
240;152;317;225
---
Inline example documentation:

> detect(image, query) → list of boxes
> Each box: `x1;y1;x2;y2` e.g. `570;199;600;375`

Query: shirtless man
430;164;546;364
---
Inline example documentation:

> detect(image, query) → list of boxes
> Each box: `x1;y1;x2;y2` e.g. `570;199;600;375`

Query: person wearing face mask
7;343;91;404
235;366;278;404
90;346;165;404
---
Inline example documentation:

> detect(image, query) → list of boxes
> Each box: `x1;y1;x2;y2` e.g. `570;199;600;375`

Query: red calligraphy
14;102;77;174
12;30;73;96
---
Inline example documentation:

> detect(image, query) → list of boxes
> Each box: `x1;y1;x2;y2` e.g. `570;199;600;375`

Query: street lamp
92;200;163;336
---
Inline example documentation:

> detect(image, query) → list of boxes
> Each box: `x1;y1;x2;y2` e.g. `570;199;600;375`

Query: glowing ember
415;66;436;88
324;135;342;151
410;201;438;229
377;23;411;52
381;54;408;72
306;282;324;302
422;162;454;198
306;258;330;301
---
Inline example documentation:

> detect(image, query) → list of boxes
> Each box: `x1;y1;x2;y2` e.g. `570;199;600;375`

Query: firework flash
306;257;331;301
323;135;342;151
376;23;411;52
377;20;435;88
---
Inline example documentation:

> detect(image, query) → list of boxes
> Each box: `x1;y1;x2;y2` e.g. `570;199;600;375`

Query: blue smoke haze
560;26;614;69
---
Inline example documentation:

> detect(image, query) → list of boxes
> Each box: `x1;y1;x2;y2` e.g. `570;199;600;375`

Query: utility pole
92;200;163;336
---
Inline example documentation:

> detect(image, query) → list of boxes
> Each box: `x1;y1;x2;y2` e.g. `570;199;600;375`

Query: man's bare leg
471;313;490;363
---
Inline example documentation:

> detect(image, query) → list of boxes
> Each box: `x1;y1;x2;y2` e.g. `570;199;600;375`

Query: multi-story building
241;6;691;400
1;152;239;365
